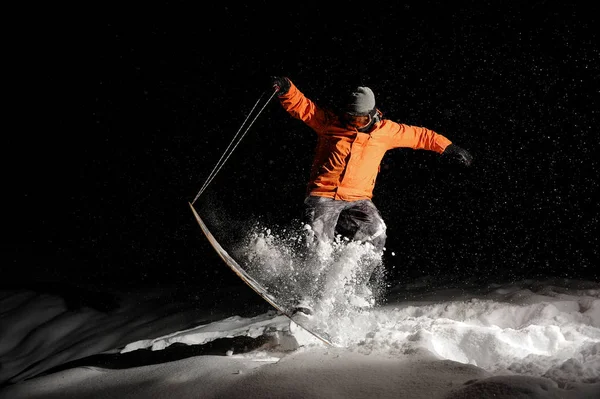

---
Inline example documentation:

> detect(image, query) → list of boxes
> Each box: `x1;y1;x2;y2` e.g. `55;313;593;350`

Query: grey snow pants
303;195;387;253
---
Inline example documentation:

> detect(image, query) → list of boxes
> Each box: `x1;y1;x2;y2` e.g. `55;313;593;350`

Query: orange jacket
278;80;452;201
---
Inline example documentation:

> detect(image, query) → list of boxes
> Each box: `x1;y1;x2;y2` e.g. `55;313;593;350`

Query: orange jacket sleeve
277;81;329;132
386;121;452;153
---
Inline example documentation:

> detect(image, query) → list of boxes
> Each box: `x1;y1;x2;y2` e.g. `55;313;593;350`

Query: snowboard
188;202;336;347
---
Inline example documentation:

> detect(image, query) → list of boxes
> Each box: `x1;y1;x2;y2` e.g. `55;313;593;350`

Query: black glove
442;144;473;166
271;76;291;96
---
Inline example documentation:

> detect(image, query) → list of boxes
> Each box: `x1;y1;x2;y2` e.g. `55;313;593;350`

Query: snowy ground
1;275;599;399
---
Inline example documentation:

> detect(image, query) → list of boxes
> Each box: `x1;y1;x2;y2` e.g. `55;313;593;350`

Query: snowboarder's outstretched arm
387;121;473;166
270;76;328;131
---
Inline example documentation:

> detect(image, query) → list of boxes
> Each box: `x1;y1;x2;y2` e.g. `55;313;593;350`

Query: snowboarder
271;76;473;317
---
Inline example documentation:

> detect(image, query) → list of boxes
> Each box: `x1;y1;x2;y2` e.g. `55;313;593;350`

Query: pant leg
303;196;346;247
336;200;387;289
336;199;387;252
296;196;348;304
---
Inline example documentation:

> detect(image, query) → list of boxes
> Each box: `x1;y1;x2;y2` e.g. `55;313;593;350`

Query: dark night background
9;2;599;296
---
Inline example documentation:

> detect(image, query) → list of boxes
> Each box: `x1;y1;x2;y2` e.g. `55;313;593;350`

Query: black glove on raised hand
271;76;291;96
442;144;473;166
